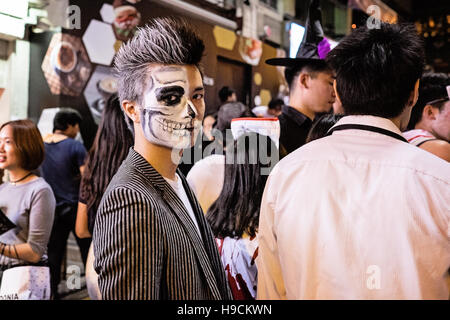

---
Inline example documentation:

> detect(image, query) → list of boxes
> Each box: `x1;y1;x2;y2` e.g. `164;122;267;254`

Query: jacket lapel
161;174;223;300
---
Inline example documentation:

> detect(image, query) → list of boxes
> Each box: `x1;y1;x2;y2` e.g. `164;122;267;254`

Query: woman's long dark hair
206;133;278;238
80;95;133;233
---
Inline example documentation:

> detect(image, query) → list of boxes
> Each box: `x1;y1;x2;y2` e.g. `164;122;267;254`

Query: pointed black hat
266;0;327;68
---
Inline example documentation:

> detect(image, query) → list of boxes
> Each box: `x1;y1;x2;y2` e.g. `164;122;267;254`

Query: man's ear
409;79;420;107
298;73;310;89
333;79;342;105
122;100;140;123
422;104;438;121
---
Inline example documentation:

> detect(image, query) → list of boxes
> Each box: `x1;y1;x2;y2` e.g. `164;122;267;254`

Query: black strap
327;124;408;143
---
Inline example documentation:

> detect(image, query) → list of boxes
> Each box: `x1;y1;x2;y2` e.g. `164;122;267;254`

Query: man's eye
163;95;181;106
193;94;204;100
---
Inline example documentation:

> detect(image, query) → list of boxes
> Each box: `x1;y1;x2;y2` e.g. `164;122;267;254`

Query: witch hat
266;0;329;68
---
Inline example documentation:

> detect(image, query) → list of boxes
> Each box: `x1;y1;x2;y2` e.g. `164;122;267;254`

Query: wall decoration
112;0;141;41
83;65;118;124
100;3;115;24
213;25;237;50
41;33;92;96
82;20;116;66
239;37;262;66
260;89;272;106
254;72;262;86
37;108;60;138
275;48;289;97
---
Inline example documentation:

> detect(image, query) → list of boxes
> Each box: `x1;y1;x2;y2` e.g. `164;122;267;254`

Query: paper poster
41;33;92;96
83;66;118;124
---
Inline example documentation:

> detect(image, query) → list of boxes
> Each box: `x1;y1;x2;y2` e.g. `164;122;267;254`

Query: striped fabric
402;129;437;147
93;148;232;300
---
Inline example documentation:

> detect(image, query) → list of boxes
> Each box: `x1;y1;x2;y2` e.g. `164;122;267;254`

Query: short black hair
407;73;450;130
326;23;425;118
268;98;284;110
306;113;344;143
53;108;82;132
218;86;235;103
285;59;332;92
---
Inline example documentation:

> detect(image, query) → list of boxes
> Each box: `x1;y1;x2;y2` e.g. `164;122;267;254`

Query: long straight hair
80;95;134;233
206;133;278;238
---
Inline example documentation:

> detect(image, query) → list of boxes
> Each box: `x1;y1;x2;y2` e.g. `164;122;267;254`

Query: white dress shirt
257;115;450;300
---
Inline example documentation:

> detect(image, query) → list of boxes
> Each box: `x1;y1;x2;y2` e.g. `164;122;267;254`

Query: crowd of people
0;16;449;300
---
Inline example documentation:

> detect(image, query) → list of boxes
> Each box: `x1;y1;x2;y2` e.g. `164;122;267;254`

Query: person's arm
73;141;87;175
419;140;450;162
1;186;56;263
93;187;164;300
256;173;287;300
75;201;91;238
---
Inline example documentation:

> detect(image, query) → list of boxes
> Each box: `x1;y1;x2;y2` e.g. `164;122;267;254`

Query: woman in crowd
75;94;133;299
0;120;55;283
206;132;278;300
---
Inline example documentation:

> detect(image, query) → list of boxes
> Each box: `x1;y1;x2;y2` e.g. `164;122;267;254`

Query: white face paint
140;65;205;149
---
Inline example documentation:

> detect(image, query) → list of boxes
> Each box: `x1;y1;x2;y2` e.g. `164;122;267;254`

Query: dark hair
206;133;278;238
114;17;205;133
268;98;284;110
79;95;134;233
285;59;332;91
53;108;82;132
0;119;44;171
326;23;425;118
407;72;450;130
218;86;235;103
306;113;344;143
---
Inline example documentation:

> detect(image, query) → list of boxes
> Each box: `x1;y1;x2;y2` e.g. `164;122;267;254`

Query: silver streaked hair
114;17;205;133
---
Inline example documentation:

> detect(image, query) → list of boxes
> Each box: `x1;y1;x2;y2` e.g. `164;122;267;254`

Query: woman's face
0;125;20;171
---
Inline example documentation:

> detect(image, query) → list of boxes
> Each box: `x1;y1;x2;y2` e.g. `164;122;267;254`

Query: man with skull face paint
93;18;232;300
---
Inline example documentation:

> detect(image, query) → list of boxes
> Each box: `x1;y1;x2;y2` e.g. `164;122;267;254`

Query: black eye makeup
155;86;185;106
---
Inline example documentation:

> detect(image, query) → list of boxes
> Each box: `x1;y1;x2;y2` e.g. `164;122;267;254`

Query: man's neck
43;131;69;143
288;100;315;121
134;134;179;180
414;122;432;134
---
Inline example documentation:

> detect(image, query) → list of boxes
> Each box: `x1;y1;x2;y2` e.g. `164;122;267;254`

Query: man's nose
186;100;198;119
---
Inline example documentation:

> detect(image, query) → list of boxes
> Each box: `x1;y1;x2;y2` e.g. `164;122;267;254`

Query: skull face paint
140;65;205;149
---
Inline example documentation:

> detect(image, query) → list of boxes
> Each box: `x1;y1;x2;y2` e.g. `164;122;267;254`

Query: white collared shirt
257;115;450;300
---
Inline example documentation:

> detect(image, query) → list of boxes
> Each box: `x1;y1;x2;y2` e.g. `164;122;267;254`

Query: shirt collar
282;105;312;127
331;115;403;136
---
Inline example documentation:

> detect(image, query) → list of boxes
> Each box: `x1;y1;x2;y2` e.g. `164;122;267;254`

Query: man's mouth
156;118;195;134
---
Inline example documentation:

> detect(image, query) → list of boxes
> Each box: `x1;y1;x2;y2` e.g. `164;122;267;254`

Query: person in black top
266;0;336;157
40;108;90;299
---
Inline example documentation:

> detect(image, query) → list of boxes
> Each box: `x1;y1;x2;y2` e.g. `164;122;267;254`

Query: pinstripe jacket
93;148;232;300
